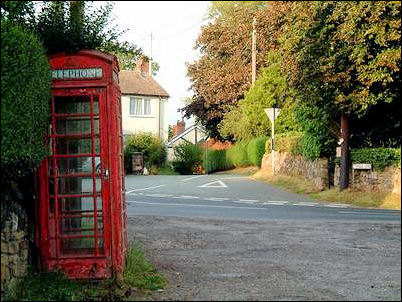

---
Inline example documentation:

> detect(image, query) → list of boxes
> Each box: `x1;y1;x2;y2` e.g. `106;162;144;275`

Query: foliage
247;137;268;167
279;1;400;156
124;243;166;291
219;50;301;141
3;243;166;301
34;1;141;57
206;1;267;21
0;1;36;28
172;143;204;174
203;149;233;173
350;148;401;171
1;20;51;180
3;270;81;301
124;132;167;173
273;132;303;155
183;2;293;139
226;141;250;167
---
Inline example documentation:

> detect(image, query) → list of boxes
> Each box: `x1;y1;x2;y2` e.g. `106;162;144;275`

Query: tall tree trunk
340;111;349;190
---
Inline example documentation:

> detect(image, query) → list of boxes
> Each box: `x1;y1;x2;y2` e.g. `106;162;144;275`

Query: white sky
109;1;212;126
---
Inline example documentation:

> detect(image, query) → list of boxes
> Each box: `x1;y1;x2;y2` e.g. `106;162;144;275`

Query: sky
108;1;212;126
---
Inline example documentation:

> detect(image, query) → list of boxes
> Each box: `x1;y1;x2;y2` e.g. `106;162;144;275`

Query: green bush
226;140;250;167
203;149;233;173
1;21;51;180
274;132;303;155
124;132;167;173
172;143;203;174
247;137;268;167
351;148;401;171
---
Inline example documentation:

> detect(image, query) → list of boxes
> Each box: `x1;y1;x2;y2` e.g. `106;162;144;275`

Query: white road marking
323;204;348;208
172;195;200;199
239;199;259;202
198;180;228;188
218;176;249;180
203;197;229;201
182;175;205;182
262;201;287;205
294;202;318;207
144;193;173;197
126;200;267;210
126;185;165;193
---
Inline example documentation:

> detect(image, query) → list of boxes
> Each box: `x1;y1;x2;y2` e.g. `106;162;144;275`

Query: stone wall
334;166;401;193
261;151;329;191
1;203;30;291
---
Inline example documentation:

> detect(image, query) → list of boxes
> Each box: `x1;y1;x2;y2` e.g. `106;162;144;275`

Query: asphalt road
125;174;401;301
125;174;401;223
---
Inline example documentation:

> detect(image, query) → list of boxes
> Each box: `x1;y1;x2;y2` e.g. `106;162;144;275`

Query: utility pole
149;32;153;77
251;17;256;85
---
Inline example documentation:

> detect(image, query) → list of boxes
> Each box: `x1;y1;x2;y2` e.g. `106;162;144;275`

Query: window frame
129;97;152;117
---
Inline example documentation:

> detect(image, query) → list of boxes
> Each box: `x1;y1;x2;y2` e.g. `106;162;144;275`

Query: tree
183;2;293;139
280;1;401;189
219;50;301;141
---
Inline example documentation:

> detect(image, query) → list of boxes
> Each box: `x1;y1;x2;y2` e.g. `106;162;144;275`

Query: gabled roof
167;125;208;147
119;70;169;97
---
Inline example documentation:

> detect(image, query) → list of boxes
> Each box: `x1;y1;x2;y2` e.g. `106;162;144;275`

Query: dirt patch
127;215;401;301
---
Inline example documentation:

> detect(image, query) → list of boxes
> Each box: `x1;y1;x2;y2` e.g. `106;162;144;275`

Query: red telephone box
36;50;127;279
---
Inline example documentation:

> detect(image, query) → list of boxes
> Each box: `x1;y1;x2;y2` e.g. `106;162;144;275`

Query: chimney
173;119;186;136
136;56;149;77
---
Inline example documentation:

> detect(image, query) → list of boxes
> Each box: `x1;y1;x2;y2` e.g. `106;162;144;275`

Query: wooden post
340;111;349;190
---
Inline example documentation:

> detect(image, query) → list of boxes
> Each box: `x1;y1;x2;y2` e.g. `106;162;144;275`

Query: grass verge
253;170;401;210
2;242;166;301
214;166;260;176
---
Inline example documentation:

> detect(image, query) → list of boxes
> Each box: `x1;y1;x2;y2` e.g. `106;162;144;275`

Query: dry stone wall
261;151;329;191
334;166;401;193
1;201;30;295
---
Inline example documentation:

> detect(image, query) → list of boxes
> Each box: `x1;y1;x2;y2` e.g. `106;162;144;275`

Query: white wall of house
121;95;169;141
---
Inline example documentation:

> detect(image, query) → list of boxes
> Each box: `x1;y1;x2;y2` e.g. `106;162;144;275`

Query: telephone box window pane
55;96;91;114
56;137;99;154
58;177;101;194
58;156;101;174
61;237;95;255
93;96;99;114
60;217;95;235
59;196;102;212
56;117;99;135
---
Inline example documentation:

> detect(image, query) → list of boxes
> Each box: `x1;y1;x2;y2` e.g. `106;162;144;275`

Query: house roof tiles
119;70;169;97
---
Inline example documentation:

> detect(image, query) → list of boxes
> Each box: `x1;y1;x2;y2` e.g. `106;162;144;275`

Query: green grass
2;242;166;301
157;164;179;175
252;171;401;210
123;242;166;292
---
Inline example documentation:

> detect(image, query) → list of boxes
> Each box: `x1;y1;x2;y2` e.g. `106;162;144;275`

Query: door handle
103;168;109;179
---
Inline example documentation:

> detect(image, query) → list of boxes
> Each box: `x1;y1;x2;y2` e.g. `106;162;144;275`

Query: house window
129;97;151;116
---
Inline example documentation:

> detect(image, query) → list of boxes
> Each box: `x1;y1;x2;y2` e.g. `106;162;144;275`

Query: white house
119;58;170;141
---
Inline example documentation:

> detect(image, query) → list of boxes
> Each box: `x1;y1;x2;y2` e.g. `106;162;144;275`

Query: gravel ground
127;215;401;301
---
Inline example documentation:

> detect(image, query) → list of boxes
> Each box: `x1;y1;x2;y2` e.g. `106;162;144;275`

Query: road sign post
265;108;281;175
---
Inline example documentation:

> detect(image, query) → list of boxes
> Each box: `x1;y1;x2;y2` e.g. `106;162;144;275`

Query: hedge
172;142;203;174
203;149;233;173
247;137;268;167
1;21;51;179
350;148;401;171
226;140;250;167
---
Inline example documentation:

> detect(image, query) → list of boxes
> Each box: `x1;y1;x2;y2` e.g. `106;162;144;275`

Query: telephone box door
47;88;112;277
